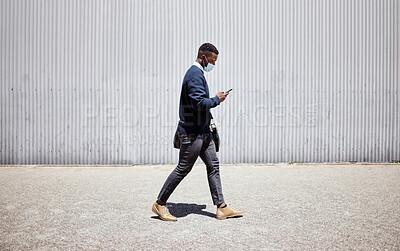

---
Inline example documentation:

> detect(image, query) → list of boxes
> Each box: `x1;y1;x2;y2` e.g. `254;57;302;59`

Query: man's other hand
209;125;218;132
216;92;229;103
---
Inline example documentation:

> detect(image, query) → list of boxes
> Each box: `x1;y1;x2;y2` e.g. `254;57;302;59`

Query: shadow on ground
151;202;216;220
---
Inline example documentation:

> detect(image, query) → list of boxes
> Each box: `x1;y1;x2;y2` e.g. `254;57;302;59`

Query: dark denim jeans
157;133;225;205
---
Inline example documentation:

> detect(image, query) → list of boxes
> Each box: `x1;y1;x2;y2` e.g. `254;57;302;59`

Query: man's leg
199;136;225;206
157;134;203;203
200;135;244;220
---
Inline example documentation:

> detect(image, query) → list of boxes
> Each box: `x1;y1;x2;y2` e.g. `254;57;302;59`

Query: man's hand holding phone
216;89;232;103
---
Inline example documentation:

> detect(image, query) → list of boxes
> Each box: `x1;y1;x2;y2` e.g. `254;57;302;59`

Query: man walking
152;43;244;221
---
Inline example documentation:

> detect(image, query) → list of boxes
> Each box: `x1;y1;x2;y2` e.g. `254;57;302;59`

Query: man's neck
195;58;203;67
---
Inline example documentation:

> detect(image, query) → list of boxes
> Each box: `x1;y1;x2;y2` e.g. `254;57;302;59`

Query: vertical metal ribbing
0;0;398;164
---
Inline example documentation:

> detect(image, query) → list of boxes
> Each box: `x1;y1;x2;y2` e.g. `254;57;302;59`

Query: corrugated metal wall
1;0;399;164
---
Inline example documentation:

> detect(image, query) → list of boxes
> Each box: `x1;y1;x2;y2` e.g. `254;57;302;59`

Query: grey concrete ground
0;164;399;250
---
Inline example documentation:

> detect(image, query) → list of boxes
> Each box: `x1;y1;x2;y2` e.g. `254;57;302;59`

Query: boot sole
152;204;177;221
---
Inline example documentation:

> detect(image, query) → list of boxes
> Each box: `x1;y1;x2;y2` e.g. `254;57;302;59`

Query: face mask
203;56;215;72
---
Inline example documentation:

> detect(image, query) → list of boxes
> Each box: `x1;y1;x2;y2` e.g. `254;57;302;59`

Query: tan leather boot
152;202;177;221
216;205;244;220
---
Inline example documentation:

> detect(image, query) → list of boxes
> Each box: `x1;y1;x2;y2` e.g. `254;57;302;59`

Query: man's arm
187;74;221;110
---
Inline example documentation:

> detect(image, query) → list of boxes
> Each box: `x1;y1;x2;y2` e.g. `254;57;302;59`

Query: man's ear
201;53;208;64
201;54;207;65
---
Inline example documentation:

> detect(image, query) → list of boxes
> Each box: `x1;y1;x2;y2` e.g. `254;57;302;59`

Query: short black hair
198;43;219;56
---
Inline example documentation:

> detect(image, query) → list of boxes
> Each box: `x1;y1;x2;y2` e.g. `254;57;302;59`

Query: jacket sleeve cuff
212;96;220;106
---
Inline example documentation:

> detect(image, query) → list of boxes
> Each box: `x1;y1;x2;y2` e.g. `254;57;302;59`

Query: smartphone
225;89;233;94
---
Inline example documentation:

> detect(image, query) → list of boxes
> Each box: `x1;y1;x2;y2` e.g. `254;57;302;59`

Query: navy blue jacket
177;65;220;135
